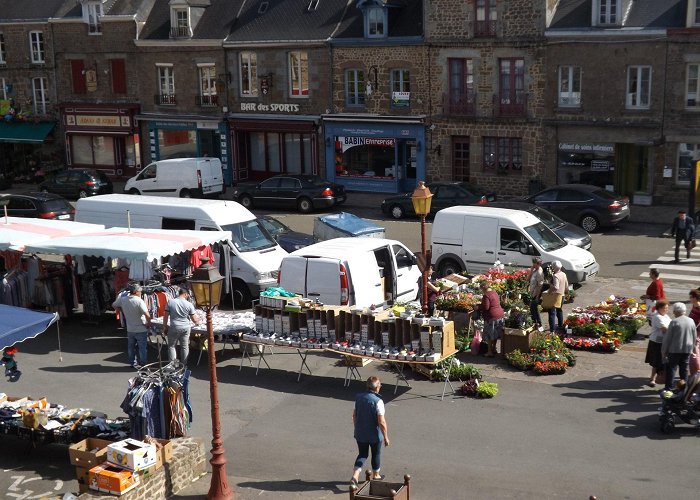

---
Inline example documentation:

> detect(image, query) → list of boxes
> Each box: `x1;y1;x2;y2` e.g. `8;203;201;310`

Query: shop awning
0;304;59;351
0;122;55;144
0;217;105;252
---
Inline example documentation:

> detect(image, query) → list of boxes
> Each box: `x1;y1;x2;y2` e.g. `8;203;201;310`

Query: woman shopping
479;281;504;358
645;300;670;387
526;257;545;329
640;268;666;324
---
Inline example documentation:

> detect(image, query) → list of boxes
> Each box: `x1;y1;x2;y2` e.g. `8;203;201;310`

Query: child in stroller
659;372;700;433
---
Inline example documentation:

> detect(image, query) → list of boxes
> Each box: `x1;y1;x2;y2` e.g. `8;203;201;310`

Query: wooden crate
501;327;535;356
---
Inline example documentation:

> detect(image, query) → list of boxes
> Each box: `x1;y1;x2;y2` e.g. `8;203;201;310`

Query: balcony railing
155;94;177;105
169;26;192;38
493;92;527;118
474;20;497;38
88;22;102;34
195;94;218;107
442;91;477;117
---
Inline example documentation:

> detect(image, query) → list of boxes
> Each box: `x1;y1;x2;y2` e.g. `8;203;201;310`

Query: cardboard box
107;438;157;471
89;463;139;495
69;438;113;468
153;438;173;463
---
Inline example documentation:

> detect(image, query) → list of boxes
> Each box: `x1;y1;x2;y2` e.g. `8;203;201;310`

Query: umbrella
22;227;232;261
0;217;104;251
0;304;61;359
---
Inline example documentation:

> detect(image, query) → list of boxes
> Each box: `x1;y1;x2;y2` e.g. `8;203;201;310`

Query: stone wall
77;437;206;499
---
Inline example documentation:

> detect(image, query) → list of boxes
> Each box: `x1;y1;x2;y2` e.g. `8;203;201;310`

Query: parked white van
75;194;287;308
124;158;224;198
432;206;599;284
278;238;421;308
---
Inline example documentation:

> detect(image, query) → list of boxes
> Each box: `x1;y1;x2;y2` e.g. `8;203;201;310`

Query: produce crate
501;327;535;356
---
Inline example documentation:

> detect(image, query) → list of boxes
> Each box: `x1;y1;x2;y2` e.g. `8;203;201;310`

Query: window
475;0;497;37
500;228;526;252
32;77;49;114
452;137;471;181
170;8;190;37
70;60;86;94
446;58;475;115
498;58;526;116
288;51;309;97
687;63;700;108
626;65;651;109
157;65;175;104
677;143;700;184
345;69;365;106
198;64;217;106
240;52;258;97
599;0;617;25
558;66;581;107
695;2;700;25
30;31;44;64
71;136;115;165
0;33;6;64
0;78;6;100
390;69;410;108
86;1;103;34
367;7;385;37
483;137;522;173
111;59;127;94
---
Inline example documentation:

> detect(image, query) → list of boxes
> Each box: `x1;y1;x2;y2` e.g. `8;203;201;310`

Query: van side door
137;163;164;195
498;227;535;269
391;243;420;302
462;216;498;273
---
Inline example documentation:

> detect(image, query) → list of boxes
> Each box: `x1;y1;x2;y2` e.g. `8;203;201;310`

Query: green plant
430;360;482;381
475;381;498;398
503;302;534;329
455;328;471;352
505;349;534;370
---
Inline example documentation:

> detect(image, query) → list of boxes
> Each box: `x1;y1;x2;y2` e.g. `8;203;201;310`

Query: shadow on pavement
613;414;700;440
236;478;345;495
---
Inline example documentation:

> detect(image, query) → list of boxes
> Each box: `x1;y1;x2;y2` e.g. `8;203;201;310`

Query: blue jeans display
354;441;382;472
665;352;690;390
127;331;148;366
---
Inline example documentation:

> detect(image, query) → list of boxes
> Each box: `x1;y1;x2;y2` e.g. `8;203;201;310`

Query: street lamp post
189;257;234;500
411;181;433;315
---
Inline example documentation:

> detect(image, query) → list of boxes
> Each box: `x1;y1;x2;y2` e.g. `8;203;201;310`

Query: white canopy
22;227;232;261
0;217;105;252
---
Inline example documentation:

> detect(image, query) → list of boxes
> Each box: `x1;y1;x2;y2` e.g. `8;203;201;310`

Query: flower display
533;360;568;375
505;333;576;375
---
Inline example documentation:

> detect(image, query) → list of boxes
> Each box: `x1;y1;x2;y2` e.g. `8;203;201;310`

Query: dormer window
687;0;700;26
598;0;618;25
80;0;104;34
358;1;387;39
171;8;190;37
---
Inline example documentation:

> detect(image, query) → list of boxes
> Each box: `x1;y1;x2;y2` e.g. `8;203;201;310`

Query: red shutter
111;59;126;94
71;60;86;94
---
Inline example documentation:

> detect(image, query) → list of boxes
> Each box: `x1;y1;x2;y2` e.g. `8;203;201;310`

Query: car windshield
527;206;565;229
523;222;567;251
221;220;277;252
42;199;72;211
259;217;288;236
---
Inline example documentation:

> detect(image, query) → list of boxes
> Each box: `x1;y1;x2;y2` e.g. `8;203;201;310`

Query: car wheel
298;197;313;213
239;194;253;209
78;190;89;198
390;204;405;219
580;214;600;233
232;281;252;310
129;188;140;195
180;189;191;198
438;258;463;277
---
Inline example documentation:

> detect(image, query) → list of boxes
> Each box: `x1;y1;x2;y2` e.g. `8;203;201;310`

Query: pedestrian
671;210;695;263
351;376;390;487
545;261;569;334
163;288;200;364
1;346;21;381
687;288;700;376
479;280;504;357
526;257;545;329
640;268;666;324
644;300;670;387
419;265;441;316
661;302;697;390
112;283;151;368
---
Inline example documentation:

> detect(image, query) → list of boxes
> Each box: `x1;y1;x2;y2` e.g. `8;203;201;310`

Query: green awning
0;122;55;144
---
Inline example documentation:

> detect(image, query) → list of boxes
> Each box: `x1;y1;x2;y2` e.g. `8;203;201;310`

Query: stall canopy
0;217;105;251
0;122;55;144
22;227;233;261
0;304;59;351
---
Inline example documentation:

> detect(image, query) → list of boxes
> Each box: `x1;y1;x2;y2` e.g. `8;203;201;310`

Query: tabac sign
85;69;98;92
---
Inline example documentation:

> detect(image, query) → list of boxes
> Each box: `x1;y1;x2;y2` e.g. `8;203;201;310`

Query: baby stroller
658;372;700;433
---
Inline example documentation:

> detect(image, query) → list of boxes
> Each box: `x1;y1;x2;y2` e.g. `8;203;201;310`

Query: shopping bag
470;328;482;356
687;239;697;250
540;292;563;311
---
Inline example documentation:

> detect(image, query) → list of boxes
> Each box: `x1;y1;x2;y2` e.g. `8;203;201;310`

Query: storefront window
70;135;115;165
268;133;281;172
158;129;196;159
334;136;396;178
285;134;302;174
241;131;313;176
92;136;114;165
677;143;700;184
557;143;615;187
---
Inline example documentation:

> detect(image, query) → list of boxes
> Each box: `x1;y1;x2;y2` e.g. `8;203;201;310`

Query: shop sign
558;142;614;154
337;136;395;152
590;160;610;171
74;115;121;127
240;102;300;113
391;92;410;108
85;69;98;93
152;121;195;129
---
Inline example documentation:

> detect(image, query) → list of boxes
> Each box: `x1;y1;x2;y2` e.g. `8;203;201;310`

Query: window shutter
71;60;86;94
111;59;126;94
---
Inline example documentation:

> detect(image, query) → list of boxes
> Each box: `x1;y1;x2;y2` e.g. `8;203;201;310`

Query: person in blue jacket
671;210;696;263
351;376;390;486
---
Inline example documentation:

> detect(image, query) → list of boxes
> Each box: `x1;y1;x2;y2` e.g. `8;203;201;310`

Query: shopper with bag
639;268;666;324
544;261;568;334
645;300;670;387
479;281;504;357
662;302;697;390
526;257;545;329
671;210;695;263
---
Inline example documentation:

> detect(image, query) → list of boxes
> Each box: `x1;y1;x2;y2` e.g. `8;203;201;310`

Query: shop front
138;117;230;183
61;104;139;178
322;115;426;193
228;112;320;183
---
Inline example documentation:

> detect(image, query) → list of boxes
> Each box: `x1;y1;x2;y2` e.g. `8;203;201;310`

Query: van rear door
199;159;224;196
345;257;384;308
463;216;498;272
305;257;343;305
279;255;310;297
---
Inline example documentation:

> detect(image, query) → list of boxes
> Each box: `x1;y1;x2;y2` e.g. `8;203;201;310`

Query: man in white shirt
112;283;151;368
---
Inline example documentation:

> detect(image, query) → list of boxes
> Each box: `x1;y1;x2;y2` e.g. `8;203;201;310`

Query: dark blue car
258;215;314;253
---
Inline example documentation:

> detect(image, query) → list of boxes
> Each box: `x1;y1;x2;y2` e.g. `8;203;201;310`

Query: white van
432;206;599;284
279;238;421;308
75;194;287;308
124;158;224;198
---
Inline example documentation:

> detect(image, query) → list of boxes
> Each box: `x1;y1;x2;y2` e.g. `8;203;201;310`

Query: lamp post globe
411;181;433;315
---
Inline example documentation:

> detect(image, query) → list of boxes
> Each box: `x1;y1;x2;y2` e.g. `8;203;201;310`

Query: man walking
662;302;697;390
163;288;200;364
112;283;151;368
671;210;695;263
351;376;390;486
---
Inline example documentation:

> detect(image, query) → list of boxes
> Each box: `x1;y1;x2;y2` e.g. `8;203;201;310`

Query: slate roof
140;0;239;40
0;0;68;21
548;0;686;30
